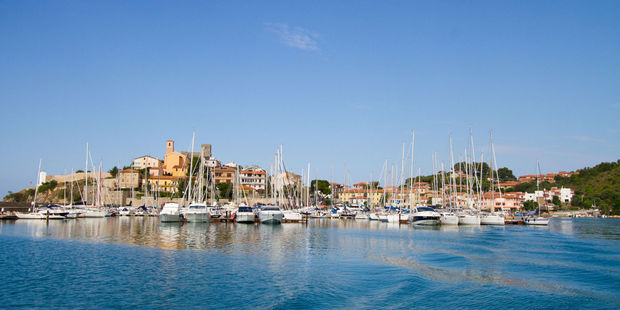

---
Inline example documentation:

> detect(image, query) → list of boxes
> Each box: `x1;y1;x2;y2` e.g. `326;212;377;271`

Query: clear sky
1;1;619;195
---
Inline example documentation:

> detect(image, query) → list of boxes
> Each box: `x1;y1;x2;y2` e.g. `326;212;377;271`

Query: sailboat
258;146;286;224
185;136;210;223
17;159;46;219
480;131;505;225
525;161;550;225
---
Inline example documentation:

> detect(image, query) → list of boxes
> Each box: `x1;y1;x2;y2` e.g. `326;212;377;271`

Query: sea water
0;218;618;309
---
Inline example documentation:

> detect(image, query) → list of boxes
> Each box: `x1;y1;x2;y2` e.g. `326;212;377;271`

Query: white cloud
567;135;606;143
265;23;319;51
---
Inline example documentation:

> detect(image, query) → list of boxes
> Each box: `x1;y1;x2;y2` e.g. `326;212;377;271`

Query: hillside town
23;138;583;216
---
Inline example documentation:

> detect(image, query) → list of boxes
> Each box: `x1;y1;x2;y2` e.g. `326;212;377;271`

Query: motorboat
236;206;256;223
258;206;284;224
159;203;182;222
185;203;209;222
408;206;440;225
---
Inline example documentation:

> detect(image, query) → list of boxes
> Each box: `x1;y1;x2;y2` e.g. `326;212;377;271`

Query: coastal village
6;138;590;218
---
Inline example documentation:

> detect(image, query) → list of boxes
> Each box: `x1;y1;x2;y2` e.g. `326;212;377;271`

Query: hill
553;160;620;215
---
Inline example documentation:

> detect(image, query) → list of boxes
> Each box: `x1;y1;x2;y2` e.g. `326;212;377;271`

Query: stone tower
166;140;174;154
201;144;212;158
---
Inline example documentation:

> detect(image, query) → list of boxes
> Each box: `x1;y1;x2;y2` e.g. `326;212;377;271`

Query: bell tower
166;140;174;154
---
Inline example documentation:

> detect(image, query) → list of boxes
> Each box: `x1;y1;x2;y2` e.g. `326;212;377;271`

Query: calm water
1;218;619;309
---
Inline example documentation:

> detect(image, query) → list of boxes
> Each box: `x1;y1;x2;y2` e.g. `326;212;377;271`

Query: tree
108;166;119;178
552;195;562;207
216;182;233;199
522;200;539;211
310;180;331;195
497;167;516;182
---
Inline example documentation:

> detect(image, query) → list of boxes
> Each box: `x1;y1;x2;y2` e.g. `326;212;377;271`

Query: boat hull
236;213;256;223
258;211;284;224
185;213;209;222
458;215;481;225
481;215;505;225
525;217;549;225
440;214;459;225
159;213;182;222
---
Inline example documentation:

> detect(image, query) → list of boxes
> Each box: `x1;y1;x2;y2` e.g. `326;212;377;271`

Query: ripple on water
0;218;619;309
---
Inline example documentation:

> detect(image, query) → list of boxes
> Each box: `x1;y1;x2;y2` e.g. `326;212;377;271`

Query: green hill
554;159;620;215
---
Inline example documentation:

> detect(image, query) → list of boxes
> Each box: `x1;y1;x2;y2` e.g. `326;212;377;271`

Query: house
163;140;187;177
147;176;186;193
480;192;523;212
239;166;266;190
133;155;161;169
213;166;236;184
119;169;141;189
353;182;367;190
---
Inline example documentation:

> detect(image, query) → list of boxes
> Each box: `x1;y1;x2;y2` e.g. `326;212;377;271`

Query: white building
205;157;221;168
133;155;161;169
38;171;47;186
223;162;239;169
239;166;267;190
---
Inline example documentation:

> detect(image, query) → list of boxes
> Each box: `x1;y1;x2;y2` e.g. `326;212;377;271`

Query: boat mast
188;132;195;204
32;158;42;211
409;131;414;209
85;142;88;206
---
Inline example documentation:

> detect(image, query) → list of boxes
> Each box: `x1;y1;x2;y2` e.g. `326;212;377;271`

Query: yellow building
163;140;187;177
147;176;186;193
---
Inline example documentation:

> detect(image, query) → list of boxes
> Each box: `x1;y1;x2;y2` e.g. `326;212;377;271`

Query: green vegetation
38;180;58;192
108;166;119;178
553;160;620;215
497;167;516;181
216;182;233;199
310;180;331;195
522;200;539;211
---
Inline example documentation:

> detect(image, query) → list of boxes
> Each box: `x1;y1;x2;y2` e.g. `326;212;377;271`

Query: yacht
258;206;284;224
83;208;107;218
458;212;481;225
438;209;459;225
480;213;505;225
185;203;209;222
236;206;256;223
408;206;441;225
159;203;182;222
282;210;303;223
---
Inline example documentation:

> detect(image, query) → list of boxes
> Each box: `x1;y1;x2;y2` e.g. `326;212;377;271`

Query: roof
134;155;159;160
121;169;139;173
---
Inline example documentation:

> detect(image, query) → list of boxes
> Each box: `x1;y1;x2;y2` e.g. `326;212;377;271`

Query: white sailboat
525;161;550;226
481;131;505;225
17;159;45;220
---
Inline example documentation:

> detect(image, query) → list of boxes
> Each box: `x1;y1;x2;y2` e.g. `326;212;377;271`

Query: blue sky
1;1;618;194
